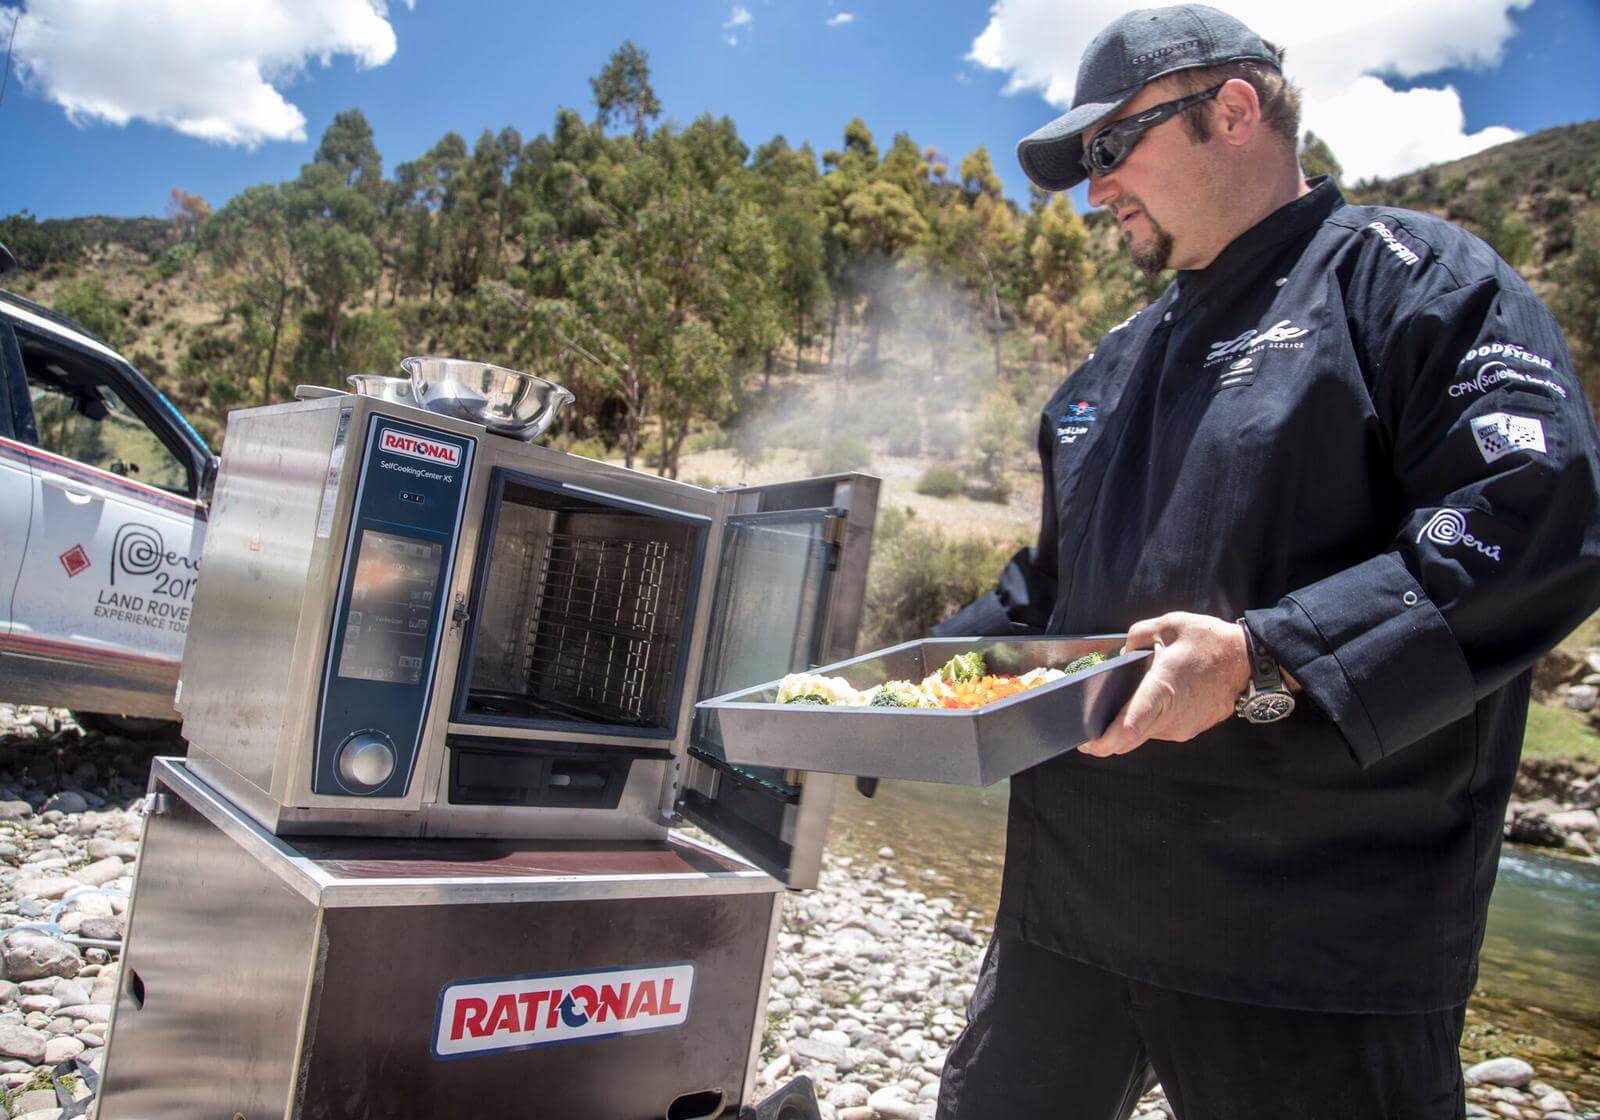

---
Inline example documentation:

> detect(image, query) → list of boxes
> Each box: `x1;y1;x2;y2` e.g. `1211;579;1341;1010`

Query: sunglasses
1080;84;1224;178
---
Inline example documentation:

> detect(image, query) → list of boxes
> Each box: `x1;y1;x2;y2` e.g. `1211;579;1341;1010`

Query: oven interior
459;476;702;735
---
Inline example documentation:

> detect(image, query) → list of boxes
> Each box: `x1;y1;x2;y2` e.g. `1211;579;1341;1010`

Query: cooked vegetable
870;680;926;708
937;650;988;684
776;672;865;705
771;646;1116;712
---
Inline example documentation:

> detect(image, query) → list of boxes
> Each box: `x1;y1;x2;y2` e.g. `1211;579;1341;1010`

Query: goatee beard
1129;223;1174;276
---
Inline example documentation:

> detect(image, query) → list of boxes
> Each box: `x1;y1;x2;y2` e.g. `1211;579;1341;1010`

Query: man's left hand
1079;612;1252;757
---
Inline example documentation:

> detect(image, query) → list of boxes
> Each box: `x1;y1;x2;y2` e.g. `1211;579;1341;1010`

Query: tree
1025;195;1095;366
1552;211;1600;410
316;109;384;199
591;41;661;144
55;277;126;348
166;188;210;241
1299;132;1343;186
207;183;298;404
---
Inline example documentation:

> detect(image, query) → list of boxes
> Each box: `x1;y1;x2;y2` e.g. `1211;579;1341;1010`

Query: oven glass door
681;505;844;887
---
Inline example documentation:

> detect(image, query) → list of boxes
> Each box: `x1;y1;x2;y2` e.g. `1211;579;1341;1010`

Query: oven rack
518;531;691;726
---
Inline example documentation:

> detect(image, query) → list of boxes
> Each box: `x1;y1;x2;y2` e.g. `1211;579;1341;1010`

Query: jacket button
1402;591;1418;606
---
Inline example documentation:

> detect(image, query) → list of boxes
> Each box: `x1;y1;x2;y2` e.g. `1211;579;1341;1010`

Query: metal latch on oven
451;591;471;632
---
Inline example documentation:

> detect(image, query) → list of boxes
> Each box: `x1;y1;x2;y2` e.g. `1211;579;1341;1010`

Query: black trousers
936;934;1466;1120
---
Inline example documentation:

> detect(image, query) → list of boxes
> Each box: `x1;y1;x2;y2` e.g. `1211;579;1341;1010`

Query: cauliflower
870;680;927;708
776;672;866;706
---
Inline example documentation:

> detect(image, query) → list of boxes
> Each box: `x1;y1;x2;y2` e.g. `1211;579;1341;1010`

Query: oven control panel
312;416;474;798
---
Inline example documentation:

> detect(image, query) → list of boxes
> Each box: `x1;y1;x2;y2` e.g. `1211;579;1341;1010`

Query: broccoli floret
783;693;831;705
871;691;911;708
1064;651;1109;674
938;650;987;684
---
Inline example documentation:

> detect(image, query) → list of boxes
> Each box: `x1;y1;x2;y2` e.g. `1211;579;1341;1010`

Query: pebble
1467;1057;1536;1088
0;1022;47;1063
1;935;81;982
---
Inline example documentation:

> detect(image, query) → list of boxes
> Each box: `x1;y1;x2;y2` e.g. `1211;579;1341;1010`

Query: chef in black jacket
933;7;1600;1120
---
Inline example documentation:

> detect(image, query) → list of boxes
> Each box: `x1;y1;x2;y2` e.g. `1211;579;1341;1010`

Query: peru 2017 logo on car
433;962;694;1059
380;428;461;467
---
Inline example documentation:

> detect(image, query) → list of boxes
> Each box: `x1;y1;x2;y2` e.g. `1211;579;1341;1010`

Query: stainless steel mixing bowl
346;374;416;404
402;357;573;440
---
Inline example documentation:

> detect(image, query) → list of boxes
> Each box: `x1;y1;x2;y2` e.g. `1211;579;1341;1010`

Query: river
826;778;1600;1098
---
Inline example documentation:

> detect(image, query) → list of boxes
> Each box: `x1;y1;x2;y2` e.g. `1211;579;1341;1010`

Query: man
933;6;1600;1119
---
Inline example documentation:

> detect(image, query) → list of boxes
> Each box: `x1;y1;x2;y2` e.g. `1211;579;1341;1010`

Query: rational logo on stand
434;962;695;1058
380;428;461;467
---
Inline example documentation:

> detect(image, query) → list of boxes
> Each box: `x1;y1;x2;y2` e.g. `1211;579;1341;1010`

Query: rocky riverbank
1508;757;1600;861
0;705;1592;1119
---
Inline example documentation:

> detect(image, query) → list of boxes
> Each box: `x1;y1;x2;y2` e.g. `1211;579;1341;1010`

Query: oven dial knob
337;733;396;790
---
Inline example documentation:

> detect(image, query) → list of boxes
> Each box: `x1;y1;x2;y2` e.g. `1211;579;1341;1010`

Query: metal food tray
695;635;1150;786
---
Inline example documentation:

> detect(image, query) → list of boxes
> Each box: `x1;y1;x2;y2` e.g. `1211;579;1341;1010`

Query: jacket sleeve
933;409;1060;637
1246;275;1600;767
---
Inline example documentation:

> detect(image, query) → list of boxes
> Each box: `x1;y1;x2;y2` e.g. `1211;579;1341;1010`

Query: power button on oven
337;732;396;790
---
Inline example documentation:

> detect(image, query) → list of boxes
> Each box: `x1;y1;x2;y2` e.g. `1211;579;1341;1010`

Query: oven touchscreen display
336;529;444;685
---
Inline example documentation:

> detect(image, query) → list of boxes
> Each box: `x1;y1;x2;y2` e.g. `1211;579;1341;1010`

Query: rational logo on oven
434;962;695;1059
380;428;461;467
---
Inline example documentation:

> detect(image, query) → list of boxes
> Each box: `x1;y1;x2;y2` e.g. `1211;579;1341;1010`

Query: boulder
1546;808;1599;836
1;935;81;982
0;1022;47;1063
1563;684;1598;712
1507;811;1565;848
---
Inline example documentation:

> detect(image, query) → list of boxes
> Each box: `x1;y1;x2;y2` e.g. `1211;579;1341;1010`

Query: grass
1522;702;1600;764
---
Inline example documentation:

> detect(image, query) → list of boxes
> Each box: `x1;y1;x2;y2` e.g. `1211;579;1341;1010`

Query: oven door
678;473;878;889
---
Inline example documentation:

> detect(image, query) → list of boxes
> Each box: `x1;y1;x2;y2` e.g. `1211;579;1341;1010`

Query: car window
18;330;191;494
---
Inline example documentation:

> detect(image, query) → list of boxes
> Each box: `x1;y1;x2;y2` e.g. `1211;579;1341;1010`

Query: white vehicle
0;284;216;725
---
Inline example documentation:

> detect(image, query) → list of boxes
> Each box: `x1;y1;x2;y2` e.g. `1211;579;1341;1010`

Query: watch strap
1236;617;1285;692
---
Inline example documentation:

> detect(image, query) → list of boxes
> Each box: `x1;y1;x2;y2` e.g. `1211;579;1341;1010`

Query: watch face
1245;693;1295;724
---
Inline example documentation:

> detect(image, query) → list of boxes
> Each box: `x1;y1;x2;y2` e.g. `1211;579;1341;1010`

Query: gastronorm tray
694;635;1150;786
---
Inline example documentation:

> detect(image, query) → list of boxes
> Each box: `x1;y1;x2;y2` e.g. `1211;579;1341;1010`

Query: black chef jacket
937;177;1600;1012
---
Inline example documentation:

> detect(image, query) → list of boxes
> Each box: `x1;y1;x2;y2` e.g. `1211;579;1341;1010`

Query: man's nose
1086;170;1116;210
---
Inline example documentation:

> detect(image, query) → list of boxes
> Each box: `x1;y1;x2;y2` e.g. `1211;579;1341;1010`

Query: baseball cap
1016;4;1280;192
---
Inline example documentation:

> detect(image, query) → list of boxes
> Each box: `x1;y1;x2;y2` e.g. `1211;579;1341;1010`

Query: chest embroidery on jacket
1214;355;1257;391
1057;400;1098;445
1204;319;1311;366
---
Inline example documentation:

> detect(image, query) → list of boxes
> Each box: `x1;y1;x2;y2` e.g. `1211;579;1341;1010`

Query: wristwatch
1234;618;1295;724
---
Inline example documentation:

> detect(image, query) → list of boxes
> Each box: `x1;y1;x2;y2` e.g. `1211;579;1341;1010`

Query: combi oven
177;389;877;887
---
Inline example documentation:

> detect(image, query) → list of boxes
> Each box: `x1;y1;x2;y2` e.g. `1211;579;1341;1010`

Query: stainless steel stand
100;760;788;1120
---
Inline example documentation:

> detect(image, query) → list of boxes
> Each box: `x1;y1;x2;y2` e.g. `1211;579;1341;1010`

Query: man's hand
1079;612;1252;758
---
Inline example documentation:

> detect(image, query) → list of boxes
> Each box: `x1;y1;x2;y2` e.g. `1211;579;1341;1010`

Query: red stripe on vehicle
0;632;179;668
0;436;202;516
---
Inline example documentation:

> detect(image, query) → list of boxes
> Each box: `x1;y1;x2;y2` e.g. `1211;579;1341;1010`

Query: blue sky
3;0;1598;222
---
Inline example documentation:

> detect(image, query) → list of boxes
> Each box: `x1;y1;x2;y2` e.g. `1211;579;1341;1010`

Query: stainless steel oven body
178;392;877;887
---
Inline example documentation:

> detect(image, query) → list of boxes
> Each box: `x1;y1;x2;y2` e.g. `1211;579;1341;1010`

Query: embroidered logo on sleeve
1417;509;1503;562
1470;412;1547;464
1365;220;1420;266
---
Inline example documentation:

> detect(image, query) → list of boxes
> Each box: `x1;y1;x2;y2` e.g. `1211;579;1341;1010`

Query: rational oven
98;369;876;1119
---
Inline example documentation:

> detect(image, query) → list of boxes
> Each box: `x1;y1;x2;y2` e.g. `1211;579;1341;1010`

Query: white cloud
826;12;856;27
6;0;407;148
723;4;752;45
968;0;1532;182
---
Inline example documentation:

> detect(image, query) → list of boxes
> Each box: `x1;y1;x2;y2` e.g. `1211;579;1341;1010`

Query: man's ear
1215;77;1261;147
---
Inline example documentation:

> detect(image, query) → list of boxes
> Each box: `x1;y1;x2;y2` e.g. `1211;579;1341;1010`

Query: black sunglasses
1080;84;1224;178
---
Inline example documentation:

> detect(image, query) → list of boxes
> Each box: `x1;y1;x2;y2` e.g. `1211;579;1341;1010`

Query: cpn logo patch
434;962;694;1058
381;428;461;467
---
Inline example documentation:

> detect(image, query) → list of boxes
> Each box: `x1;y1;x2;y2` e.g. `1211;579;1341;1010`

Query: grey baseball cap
1016;4;1279;192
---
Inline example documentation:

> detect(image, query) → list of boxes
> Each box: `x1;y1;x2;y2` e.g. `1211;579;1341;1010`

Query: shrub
915;463;964;498
859;508;1027;649
807;432;871;476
